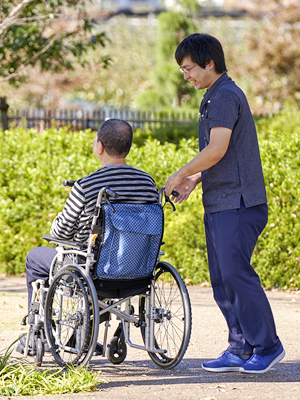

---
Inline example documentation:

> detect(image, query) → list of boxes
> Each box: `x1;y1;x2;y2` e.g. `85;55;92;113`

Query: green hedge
133;120;199;147
253;108;300;289
0;108;299;289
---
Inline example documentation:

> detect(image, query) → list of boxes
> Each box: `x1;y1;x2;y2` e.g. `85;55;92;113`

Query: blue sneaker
202;350;251;372
240;344;285;374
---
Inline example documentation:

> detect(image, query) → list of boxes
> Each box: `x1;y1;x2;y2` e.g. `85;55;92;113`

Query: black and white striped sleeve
50;182;86;240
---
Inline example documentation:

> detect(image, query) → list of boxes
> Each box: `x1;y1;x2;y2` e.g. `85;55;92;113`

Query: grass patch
0;339;102;396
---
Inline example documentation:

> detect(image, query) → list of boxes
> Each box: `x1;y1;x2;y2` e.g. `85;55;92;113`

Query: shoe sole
240;348;285;374
202;364;242;373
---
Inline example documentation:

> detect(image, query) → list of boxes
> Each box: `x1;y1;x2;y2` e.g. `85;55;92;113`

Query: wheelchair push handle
159;186;179;211
105;188;119;199
159;186;179;200
63;179;76;187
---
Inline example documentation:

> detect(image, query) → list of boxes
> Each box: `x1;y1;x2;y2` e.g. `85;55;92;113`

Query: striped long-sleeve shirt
50;165;159;243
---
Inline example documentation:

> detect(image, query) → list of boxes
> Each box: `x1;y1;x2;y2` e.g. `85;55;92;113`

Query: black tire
106;336;127;364
34;336;44;367
139;261;192;369
44;266;99;367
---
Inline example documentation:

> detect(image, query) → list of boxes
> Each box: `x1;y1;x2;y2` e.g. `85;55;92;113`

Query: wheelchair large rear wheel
44;265;99;367
139;261;192;369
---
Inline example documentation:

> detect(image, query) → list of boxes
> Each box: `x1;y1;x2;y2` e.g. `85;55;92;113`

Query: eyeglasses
179;64;197;74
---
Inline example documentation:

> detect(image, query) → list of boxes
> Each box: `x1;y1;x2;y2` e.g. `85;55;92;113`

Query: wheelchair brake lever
106;197;116;213
21;314;28;326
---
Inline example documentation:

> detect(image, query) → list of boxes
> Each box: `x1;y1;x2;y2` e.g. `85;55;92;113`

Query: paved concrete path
0;276;299;400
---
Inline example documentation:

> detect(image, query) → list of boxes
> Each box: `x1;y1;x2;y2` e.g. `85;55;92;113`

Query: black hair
175;33;227;74
97;119;133;157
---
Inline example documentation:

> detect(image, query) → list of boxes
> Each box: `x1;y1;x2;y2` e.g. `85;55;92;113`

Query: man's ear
98;141;105;154
206;60;215;70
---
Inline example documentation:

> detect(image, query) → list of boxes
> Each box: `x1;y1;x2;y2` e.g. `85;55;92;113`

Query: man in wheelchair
16;118;191;369
17;119;158;354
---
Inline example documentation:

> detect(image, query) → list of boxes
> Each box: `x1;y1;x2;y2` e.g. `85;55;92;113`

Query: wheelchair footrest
125;338;166;354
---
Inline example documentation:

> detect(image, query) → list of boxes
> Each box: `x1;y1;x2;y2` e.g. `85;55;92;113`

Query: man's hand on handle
165;172;201;204
172;176;199;204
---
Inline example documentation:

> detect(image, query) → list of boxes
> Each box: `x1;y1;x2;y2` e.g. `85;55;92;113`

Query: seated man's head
93;119;133;165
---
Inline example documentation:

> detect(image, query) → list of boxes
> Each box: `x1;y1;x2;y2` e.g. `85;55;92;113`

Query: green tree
0;0;110;86
136;0;202;110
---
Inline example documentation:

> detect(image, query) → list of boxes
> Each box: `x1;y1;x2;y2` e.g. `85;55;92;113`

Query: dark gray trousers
204;199;281;356
25;246;56;312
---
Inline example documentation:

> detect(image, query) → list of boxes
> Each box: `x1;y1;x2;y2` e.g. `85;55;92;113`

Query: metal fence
2;102;198;131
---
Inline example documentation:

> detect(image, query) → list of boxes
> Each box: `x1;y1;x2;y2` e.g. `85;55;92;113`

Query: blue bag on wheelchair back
96;203;163;280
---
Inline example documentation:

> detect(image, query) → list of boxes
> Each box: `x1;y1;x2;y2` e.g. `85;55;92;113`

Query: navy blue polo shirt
199;73;267;213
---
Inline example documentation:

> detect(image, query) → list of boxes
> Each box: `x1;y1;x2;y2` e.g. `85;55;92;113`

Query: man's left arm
165;127;232;197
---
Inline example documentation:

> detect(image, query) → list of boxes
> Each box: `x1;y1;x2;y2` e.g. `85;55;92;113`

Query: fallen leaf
200;281;211;287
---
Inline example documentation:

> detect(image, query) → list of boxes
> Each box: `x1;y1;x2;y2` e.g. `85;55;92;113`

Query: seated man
17;118;159;355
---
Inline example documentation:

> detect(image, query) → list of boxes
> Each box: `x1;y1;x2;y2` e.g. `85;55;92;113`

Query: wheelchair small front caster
106;336;127;364
34;337;44;367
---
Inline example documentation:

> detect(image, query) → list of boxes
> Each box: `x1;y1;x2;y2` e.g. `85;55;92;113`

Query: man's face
180;56;214;90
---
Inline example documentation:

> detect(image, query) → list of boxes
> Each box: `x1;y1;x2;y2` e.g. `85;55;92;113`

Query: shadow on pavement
84;357;300;386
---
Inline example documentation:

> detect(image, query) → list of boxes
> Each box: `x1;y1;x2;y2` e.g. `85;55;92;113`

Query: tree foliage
0;0;110;86
135;0;202;110
238;0;300;113
2;1;300;114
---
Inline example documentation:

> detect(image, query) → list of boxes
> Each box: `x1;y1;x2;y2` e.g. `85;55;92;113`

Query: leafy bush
0;108;299;289
0;339;100;396
252;107;300;289
133;120;199;147
0;127;98;275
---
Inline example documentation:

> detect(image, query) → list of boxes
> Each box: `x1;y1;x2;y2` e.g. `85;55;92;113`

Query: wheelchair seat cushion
96;203;163;280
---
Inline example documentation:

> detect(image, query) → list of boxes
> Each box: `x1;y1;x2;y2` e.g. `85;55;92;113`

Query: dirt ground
0;275;299;400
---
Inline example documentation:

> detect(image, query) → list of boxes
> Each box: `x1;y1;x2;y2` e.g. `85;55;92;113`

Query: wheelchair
21;184;192;369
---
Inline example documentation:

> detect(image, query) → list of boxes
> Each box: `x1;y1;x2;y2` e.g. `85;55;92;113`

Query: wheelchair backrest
96;203;164;280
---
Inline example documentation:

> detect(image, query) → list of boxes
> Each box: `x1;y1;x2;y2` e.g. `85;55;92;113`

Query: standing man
165;33;285;374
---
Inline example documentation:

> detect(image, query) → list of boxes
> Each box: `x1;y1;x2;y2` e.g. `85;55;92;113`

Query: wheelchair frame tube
98;297;138;324
149;280;155;350
25;279;47;357
145;293;151;349
98;296;166;354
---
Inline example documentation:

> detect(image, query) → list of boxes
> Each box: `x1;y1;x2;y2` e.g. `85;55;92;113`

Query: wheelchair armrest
42;234;85;250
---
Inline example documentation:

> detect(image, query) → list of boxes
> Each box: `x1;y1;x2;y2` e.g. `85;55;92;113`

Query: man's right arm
50;182;85;241
165;126;232;198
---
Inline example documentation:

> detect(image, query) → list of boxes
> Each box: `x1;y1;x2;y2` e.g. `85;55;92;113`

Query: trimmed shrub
0;127;97;274
0;108;299;289
133;120;199;147
252;108;300;289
